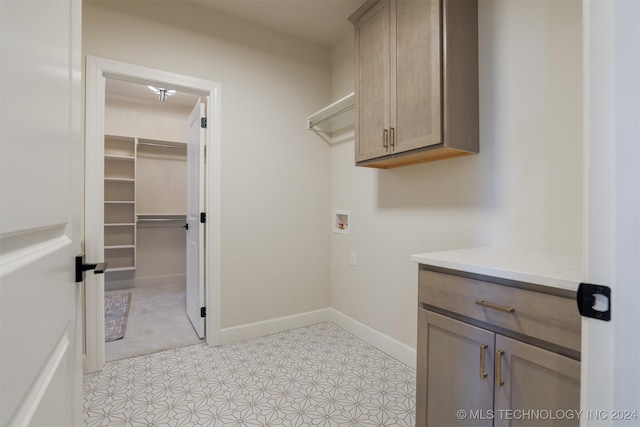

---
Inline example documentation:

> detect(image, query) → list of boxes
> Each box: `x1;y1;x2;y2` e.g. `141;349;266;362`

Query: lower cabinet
417;309;580;426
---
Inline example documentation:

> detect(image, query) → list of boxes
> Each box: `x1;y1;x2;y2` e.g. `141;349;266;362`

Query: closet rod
137;141;187;149
137;218;185;222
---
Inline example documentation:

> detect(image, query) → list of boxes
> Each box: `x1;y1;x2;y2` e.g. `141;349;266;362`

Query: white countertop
411;247;582;291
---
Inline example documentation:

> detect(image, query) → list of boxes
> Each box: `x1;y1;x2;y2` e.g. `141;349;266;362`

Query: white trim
218;308;417;369
84;57;107;373
83;56;222;373
220;309;331;344
329;309;417;369
205;83;222;346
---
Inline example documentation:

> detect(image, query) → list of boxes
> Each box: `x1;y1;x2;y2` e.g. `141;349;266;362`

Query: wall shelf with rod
137;138;187;150
137;214;186;228
307;92;355;145
137;214;186;219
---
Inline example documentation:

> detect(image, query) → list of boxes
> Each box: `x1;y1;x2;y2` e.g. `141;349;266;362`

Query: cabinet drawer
419;269;581;353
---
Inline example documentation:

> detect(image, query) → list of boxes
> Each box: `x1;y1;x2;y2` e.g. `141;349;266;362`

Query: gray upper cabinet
349;0;479;169
352;0;391;162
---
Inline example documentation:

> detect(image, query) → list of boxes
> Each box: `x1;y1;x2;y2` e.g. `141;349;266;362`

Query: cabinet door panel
393;0;441;154
494;335;580;427
354;0;391;162
417;309;494;426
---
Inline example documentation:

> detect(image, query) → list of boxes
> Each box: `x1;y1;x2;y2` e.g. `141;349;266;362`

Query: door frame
582;0;640;421
84;56;222;373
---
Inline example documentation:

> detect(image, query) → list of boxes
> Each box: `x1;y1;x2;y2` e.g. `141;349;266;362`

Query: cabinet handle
479;343;488;379
389;127;395;149
383;128;389;149
475;299;515;314
496;349;505;387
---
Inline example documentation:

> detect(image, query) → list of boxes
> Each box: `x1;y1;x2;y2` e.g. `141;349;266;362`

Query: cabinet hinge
200;212;206;223
201;117;207;129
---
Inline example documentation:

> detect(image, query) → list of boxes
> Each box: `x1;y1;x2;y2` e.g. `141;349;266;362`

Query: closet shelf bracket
306;92;355;145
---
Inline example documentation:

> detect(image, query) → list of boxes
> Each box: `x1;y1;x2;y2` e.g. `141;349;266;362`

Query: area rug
105;293;131;342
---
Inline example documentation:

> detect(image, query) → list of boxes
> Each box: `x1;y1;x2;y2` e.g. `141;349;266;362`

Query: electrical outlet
350;252;357;266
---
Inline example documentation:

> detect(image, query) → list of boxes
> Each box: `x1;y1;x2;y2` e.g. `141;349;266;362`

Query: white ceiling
106;0;366;103
188;0;365;47
105;79;201;109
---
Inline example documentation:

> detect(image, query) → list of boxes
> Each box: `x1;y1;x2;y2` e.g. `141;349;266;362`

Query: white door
186;101;206;338
582;0;640;424
0;0;83;425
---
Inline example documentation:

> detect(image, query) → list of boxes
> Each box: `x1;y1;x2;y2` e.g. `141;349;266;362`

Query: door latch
75;254;107;283
577;282;611;321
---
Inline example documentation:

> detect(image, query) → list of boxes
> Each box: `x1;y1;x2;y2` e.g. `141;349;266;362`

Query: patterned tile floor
83;323;416;426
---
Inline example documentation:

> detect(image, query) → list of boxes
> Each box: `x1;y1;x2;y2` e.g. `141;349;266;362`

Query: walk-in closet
103;79;204;361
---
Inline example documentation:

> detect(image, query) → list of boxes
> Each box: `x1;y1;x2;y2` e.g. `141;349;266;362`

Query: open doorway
102;79;203;361
84;56;222;373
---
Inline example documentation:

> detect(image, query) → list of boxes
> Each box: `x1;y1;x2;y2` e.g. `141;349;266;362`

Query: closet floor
105;282;203;362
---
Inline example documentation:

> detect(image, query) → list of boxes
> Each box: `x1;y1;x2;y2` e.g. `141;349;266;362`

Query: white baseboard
329;308;417;369
219;308;331;345
218;307;416;369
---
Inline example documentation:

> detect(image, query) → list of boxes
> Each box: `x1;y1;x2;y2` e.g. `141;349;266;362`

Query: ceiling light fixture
147;85;176;102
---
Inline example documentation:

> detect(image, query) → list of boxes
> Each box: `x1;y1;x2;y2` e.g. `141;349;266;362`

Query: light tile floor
84;322;416;426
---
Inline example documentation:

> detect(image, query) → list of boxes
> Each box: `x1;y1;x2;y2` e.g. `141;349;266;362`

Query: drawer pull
475;299;515;314
479;343;488;379
496;349;505;387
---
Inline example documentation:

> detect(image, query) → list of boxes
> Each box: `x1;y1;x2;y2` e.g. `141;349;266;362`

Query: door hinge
200;212;206;223
200;307;206;318
201;117;207;129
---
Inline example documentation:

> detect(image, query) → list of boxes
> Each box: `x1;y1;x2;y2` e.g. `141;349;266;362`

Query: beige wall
88;0;583;348
105;97;193;143
330;0;583;348
84;0;332;327
330;36;356;101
